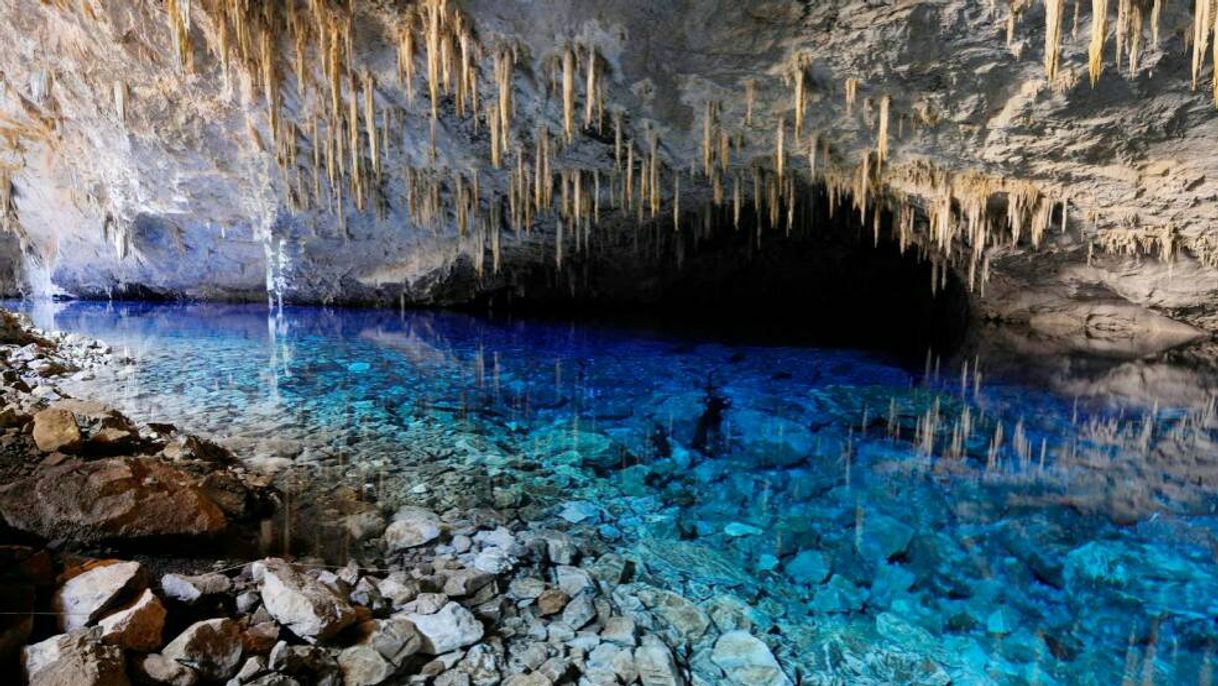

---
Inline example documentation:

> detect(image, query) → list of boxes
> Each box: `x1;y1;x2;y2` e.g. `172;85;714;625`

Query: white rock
407;601;484;655
384;507;443;550
23;629;129;686
257;558;356;643
53;560;146;631
161;572;233;604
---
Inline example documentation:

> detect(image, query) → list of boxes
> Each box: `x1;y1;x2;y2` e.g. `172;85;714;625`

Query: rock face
0;457;227;543
2;0;1218;346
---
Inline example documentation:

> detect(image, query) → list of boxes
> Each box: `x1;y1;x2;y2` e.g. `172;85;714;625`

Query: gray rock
600;616;637;647
384;507;443;550
408;602;485;654
635;635;684;686
555;566;594;597
256;559;356;643
162;618;243;682
561;593;597;630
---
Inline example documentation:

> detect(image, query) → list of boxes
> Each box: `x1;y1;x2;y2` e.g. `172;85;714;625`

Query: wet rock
407;601;484;654
31;408;81;453
558;501;601;524
53;560;147;632
133;653;198;686
635;635;684;686
23;628;129;686
710;631;791;686
785;550;830;585
161;572;233;604
600;616;637;647
256;558;356;643
561;592;596;629
536;588;569;616
97;588;166;651
162;618;243;682
0;458;227;543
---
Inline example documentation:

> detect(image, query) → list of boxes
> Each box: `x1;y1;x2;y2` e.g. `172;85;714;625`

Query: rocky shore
0;309;792;685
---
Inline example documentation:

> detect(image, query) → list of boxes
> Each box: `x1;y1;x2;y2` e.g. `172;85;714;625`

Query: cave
1;1;1217;685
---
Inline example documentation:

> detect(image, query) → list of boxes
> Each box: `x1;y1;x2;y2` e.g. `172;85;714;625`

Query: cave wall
0;0;1217;353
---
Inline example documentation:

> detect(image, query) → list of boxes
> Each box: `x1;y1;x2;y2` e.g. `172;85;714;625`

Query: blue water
12;300;1218;685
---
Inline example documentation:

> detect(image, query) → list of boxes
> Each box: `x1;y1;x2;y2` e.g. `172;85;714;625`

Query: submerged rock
0;458;227;543
710;631;791;686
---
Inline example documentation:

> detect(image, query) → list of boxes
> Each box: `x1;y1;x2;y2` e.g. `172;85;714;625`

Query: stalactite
363;70;379;180
584;45;598;129
845;78;858;115
1151;0;1161;46
562;46;575;143
745;79;755;126
113;81;127;123
1194;0;1211;90
775;116;785;182
1128;2;1142;75
398;16;417;106
673;174;680;231
1044;0;1064;80
1115;0;1129;71
1089;0;1108;86
792;60;807;142
166;0;193;70
877;96;890;164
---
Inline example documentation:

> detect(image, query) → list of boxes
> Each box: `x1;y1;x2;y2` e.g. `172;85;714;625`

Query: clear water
12;300;1218;685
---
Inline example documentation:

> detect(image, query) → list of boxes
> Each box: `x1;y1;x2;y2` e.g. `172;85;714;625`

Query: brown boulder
0;458;227;543
32;409;82;453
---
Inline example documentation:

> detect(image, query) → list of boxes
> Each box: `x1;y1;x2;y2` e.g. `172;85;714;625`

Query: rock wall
1;0;1217;352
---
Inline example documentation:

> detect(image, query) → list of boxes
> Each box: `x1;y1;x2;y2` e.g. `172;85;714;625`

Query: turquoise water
13;300;1218;685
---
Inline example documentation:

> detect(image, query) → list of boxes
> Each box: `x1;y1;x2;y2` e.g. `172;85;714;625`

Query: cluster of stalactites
1032;0;1172;86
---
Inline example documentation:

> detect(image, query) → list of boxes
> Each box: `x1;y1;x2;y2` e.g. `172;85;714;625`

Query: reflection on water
12;299;1218;685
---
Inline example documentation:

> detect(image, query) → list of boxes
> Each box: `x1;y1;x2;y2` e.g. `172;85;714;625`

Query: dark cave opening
476;191;971;362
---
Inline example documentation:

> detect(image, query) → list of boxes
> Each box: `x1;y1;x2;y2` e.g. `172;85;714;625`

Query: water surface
13;300;1218;686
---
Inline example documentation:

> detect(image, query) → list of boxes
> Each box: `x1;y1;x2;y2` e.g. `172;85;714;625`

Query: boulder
97;588;166;651
162;618;243;682
710;631;791;686
0;458;227;543
31;409;82;453
23;629;129;686
53;560;147;632
384;507;442;550
407;601;484;654
785;550;830;585
257;559;356;643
